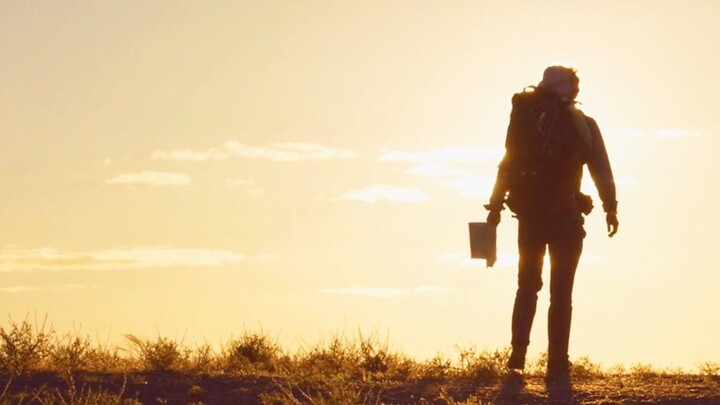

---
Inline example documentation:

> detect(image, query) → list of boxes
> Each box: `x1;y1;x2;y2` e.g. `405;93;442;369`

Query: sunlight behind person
0;1;719;370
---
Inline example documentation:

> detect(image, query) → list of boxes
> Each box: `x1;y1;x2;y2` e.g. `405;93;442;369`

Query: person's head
538;65;580;100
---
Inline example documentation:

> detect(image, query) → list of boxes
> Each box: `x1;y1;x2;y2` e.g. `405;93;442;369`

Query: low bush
0;316;54;375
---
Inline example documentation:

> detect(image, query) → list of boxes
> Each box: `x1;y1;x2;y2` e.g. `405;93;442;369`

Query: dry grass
0;316;718;404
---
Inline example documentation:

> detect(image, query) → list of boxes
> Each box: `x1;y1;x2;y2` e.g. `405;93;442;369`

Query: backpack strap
568;104;593;153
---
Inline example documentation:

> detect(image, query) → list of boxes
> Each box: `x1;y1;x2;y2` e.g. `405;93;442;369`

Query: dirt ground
3;372;720;404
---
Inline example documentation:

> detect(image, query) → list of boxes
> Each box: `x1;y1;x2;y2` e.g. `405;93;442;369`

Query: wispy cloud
107;171;191;187
654;128;701;138
225;178;265;196
405;163;472;178
0;284;94;293
152;141;358;162
320;286;410;298
392;152;496;199
0;246;246;272
340;185;430;203
378;147;502;163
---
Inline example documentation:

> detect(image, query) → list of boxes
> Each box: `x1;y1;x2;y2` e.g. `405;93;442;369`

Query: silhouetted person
485;66;618;388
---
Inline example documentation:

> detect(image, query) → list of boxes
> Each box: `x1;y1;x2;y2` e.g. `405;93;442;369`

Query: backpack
501;88;593;216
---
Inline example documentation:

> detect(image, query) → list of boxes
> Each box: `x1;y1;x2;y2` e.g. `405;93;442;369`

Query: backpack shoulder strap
567;104;593;153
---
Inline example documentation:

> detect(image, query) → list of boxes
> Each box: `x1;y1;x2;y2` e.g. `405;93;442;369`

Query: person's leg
547;218;585;377
508;219;546;370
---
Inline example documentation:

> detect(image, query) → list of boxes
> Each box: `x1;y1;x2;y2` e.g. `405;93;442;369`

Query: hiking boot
495;369;525;402
546;358;571;389
545;367;570;386
546;369;573;404
507;346;527;371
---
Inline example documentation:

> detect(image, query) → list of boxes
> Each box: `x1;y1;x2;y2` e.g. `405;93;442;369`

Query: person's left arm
586;117;619;237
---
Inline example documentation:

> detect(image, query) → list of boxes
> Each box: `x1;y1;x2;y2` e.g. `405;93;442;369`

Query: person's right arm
485;155;509;226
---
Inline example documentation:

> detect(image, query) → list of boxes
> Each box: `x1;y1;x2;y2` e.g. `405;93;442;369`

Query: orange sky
1;1;719;369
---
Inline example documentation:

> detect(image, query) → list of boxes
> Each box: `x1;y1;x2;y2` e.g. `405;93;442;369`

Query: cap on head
538;65;579;99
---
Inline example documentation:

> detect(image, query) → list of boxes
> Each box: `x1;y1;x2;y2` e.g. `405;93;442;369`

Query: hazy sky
2;1;719;369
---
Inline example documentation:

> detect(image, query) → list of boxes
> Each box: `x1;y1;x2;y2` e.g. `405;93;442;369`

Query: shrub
0;315;54;375
190;343;218;374
699;361;720;377
51;332;92;373
359;335;390;374
223;332;281;374
124;335;187;372
629;363;657;379
606;364;626;375
262;334;401;405
84;344;133;373
571;356;603;379
357;334;415;381
419;354;453;382
456;346;509;383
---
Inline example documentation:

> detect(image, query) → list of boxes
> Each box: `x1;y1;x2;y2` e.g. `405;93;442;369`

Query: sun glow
1;0;719;371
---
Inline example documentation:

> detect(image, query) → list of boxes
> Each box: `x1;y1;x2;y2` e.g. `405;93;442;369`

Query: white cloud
96;248;245;267
0;284;94;293
405;163;472;178
153;141;358;162
320;285;410;298
0;246;246;272
107;171;191;187
654;128;701;138
341;185;430;203
378;147;502;163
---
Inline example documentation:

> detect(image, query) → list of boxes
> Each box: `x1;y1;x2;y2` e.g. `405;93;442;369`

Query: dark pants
511;215;585;367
